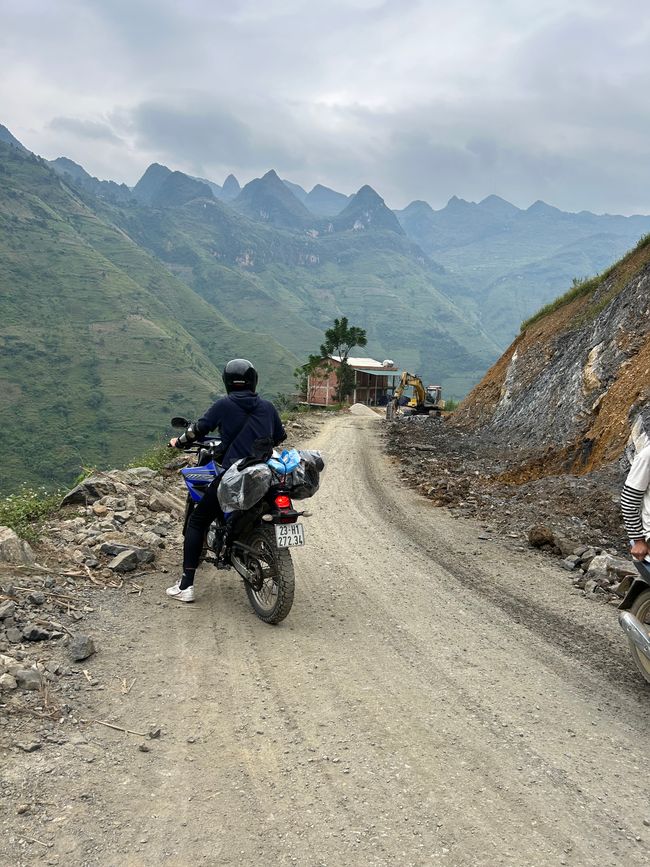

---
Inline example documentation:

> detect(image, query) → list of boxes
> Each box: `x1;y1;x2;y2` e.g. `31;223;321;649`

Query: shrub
127;441;171;472
0;486;63;542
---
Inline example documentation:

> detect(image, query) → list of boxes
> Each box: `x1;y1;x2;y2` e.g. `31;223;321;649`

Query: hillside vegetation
0;143;296;491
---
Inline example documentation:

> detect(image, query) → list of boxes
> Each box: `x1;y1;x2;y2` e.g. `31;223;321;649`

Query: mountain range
2;121;650;491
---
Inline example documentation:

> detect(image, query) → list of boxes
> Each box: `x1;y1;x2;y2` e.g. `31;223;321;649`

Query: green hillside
396;197;650;346
0;143;297;492
93;183;501;396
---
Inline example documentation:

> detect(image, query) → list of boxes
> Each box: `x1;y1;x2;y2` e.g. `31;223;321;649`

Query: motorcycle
171;417;313;625
618;558;650;684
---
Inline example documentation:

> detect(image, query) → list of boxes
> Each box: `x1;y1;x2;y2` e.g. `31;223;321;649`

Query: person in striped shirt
621;443;650;561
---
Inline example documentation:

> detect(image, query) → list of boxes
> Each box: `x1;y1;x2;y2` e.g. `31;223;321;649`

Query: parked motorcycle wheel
627;588;650;684
242;527;295;624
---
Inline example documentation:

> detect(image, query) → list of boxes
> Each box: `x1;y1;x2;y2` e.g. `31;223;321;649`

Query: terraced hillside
0;143;296;491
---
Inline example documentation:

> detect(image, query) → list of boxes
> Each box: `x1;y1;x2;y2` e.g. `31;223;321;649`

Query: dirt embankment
453;240;650;481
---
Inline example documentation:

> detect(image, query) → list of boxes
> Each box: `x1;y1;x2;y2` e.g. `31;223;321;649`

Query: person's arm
622;446;650;558
170;400;224;448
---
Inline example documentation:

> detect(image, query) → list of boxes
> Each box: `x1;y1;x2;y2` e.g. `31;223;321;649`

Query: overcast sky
2;0;650;213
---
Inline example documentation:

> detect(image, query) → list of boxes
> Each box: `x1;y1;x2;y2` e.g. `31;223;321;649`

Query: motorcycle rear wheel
628;588;650;684
243;527;295;624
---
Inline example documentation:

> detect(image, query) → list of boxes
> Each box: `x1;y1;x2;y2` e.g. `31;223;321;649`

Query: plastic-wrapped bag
284;450;325;500
218;461;273;512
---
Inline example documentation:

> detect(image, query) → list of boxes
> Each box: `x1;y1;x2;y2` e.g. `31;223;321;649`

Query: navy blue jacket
196;391;286;468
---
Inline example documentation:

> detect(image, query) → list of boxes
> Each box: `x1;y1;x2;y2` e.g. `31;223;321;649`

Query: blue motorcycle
172;417;314;624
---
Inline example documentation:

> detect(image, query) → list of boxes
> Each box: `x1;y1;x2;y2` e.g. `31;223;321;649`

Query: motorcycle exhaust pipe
619;611;650;661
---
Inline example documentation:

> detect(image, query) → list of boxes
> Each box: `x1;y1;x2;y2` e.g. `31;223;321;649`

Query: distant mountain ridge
2;118;650;494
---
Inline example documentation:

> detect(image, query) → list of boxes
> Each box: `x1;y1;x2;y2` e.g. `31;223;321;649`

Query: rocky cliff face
453;236;650;477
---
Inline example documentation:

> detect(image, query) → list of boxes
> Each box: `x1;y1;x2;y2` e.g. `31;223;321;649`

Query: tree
294;353;329;404
320;317;367;402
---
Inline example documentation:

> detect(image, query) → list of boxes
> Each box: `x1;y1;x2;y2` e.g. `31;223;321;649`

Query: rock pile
527;524;637;597
0;466;185;717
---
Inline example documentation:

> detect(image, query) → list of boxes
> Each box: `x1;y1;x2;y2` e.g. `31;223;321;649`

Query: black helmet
222;358;258;393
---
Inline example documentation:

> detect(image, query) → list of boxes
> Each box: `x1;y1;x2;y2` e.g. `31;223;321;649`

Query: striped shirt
622;444;650;541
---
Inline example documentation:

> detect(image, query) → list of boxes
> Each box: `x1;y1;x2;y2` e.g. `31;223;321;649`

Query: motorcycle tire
242;527;295;625
627;588;650;684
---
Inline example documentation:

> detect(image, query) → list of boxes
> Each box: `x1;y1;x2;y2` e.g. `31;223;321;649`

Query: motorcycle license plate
275;523;305;548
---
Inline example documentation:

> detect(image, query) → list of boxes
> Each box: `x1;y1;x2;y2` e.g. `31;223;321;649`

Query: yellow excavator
386;372;446;420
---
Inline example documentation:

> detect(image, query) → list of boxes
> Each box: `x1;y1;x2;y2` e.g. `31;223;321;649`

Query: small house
305;356;400;406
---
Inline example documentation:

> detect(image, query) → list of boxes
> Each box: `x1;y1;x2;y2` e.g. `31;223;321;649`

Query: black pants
183;480;224;573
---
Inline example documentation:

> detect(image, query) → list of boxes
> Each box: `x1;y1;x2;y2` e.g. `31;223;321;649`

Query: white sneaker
165;582;195;603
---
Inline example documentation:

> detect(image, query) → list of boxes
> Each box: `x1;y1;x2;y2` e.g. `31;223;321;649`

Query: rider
167;358;287;603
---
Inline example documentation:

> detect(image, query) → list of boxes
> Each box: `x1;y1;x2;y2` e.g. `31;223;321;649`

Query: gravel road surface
2;411;649;866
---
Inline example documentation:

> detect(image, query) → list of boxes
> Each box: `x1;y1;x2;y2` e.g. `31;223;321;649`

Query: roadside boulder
0;527;35;565
21;624;51;642
69;634;96;662
148;492;185;515
100;542;154;564
61;475;125;506
107;550;140;572
528;524;555;548
15;668;42;690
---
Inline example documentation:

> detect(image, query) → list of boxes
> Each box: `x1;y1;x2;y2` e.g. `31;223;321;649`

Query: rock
138;743;151;752
0;600;16;620
148;726;161;739
0;673;17;690
69;634;96;662
92;504;109;517
114;511;133;524
61;476;120;506
22;623;51;642
528;525;555;548
27;592;45;606
0;527;35;565
99;542;154;563
125;467;157;479
107;550;140;572
560;555;580;571
15;668;42;690
140;532;165;548
578;547;598;566
16;741;41;753
6;627;22;644
586;553;630;583
554;535;579;558
148;492;185;515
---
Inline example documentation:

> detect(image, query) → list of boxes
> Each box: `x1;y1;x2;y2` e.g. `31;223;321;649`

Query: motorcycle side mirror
171;416;190;429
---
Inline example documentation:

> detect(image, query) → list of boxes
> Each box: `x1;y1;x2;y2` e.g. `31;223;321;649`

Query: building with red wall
305;357;400;406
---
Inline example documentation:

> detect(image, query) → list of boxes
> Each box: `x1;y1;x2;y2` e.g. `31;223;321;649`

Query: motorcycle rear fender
618;575;650;610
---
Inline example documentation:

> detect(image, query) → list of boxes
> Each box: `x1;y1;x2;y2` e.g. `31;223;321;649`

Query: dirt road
2;411;649;866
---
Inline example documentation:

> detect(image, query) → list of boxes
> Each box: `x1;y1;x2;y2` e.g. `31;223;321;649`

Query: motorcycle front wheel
628;588;650;684
242;527;295;624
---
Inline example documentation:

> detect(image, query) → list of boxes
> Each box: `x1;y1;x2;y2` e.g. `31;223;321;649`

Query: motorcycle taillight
275;494;291;510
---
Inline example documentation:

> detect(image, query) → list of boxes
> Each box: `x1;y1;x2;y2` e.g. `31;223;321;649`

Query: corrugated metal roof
331;355;398;370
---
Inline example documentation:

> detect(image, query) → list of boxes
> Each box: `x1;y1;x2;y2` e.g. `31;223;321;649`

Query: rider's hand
631;539;649;561
169;437;179;449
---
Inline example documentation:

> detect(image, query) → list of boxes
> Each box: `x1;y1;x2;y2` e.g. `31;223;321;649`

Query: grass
0;485;63;542
128;441;173;472
520;232;650;332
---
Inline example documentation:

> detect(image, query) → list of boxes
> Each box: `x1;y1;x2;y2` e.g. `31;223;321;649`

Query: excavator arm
387;371;444;419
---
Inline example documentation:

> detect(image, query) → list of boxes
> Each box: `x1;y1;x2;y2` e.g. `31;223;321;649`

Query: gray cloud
49;116;124;145
2;0;650;212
